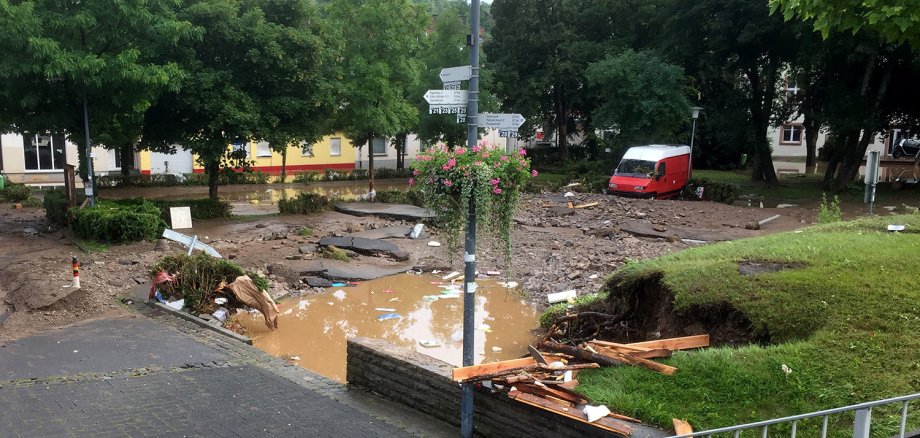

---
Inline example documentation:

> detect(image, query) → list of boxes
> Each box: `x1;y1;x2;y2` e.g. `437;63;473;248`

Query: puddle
236;273;540;382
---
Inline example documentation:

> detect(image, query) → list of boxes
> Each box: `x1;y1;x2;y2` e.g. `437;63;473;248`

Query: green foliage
818;193;842;223
375;189;425;207
297;227;314;237
292;171;323;184
151;253;268;314
106;198;231;221
70;200;166;244
576;215;920;433
770;0;920;47
586;50;692;146
95;174;183;188
43;190;72;226
412;145;534;264
685;177;741;204
278;193;334;214
320;245;351;262
181;171;271;186
0;182;31;202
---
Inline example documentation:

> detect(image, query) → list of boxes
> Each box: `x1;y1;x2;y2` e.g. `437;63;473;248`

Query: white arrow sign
480;113;526;129
424;89;468;105
439;65;472;83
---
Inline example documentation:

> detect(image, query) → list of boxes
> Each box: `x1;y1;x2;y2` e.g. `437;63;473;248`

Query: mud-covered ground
0;192;815;342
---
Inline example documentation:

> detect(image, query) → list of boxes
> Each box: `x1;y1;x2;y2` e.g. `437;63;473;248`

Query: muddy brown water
102;180;409;204
236;273;540;382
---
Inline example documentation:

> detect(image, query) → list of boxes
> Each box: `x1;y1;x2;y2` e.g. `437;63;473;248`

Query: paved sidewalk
0;310;455;437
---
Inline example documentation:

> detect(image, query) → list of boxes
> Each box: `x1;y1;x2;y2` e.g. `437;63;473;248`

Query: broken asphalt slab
335;202;434;221
346;225;429;240
296;259;415;281
320;236;410;261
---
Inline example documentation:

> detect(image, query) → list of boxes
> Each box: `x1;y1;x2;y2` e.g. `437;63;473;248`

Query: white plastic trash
442;271;460;280
428;241;441;247
165;299;184;311
584;405;611;423
547;290;577;304
410;223;425;239
212;307;229;322
563;191;575;198
888;224;906;232
214;297;228;305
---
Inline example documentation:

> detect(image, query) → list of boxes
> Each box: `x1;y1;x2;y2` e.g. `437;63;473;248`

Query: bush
292;171;323;184
0;182;31;202
182;171;271;186
685;177;740;204
70;200;166;243
44;190;73;226
278;193;334;214
376;189;424;206
375;167;412;179
152;198;232;221
818;193;842;223
94;173;182;188
151;253;268;314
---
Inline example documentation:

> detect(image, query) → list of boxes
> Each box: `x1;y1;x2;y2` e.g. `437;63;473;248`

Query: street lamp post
82;92;96;207
689;106;702;173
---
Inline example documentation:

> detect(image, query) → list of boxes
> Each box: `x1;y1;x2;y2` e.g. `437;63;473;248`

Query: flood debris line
450;335;711;436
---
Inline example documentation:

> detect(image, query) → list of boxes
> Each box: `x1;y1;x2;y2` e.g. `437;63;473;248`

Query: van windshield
615;159;656;178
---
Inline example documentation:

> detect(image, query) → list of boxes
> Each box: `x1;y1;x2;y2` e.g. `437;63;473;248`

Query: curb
146;301;253;345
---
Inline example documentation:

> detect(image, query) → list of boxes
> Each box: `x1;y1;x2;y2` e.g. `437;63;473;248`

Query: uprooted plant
151;253;268;314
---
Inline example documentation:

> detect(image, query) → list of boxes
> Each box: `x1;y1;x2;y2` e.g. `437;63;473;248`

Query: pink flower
493;162;501;168
455;147;466;154
493;187;502;194
413;170;420;176
531;169;539;177
448;158;456;167
500;155;509;161
490;178;501;186
471;146;481;153
443;179;453;187
518;149;527;156
474;161;483;166
408;178;415;186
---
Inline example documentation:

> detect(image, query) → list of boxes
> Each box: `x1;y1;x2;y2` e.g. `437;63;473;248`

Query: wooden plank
452;357;536;381
673;418;693;435
454;362;600;383
509;391;634;437
627;334;710;351
588;341;672;359
515;383;590;405
574;201;599;209
590;346;678;375
566;201;574;209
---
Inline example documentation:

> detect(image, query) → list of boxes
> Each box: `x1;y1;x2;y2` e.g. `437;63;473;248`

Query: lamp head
691;106;702;120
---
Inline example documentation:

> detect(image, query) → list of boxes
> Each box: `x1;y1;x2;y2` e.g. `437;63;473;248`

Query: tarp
218;276;279;330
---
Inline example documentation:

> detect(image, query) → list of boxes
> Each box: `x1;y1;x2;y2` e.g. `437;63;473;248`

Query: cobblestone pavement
0;307;455;437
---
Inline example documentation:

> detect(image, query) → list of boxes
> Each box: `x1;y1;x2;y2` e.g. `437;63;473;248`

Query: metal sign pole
82;92;96;207
460;1;480;436
865;150;880;217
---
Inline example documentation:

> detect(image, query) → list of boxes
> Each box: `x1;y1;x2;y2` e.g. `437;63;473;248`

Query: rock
22;227;38;235
744;221;760;230
653;224;668;232
134;278;146;285
255;223;268;228
285;255;302;260
107;279;124;287
547;207;575;216
304;277;333;288
319;236;410;261
267;263;301;287
228;254;237;260
154;239;169;251
299;244;318;254
567;271;582;280
118;259;139;266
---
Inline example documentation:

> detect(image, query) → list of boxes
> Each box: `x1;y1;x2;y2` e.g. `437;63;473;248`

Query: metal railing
670;393;919;438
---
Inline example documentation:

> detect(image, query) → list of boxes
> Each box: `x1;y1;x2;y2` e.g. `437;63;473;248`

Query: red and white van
607;145;691;199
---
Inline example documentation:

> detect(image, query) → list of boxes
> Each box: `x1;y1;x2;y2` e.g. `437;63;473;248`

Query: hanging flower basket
411;143;536;265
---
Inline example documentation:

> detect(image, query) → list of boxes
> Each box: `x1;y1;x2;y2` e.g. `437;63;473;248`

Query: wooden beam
451;357;535;381
509;391;634;437
627;334;710;351
574;201;599;209
589;345;678;375
587;341;672;359
454;362;600;383
672;418;693;435
515;383;591;406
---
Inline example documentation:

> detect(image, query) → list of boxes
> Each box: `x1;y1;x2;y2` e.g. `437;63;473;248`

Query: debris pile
451;334;710;436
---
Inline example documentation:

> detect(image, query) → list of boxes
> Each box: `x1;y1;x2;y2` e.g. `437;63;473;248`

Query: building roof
622;145;691;162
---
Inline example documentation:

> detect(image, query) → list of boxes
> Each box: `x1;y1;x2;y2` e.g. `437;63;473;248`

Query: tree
771;0;920;190
325;0;427;194
144;0;332;199
586;50;691;149
0;0;190;182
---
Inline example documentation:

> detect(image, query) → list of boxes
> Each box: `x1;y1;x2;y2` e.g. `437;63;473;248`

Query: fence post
853;408;872;438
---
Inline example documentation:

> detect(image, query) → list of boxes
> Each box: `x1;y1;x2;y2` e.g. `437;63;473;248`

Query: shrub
684;177;741;204
375;167;412;179
278;193;334;214
181;171;271;186
292;171;322;184
0;182;31;202
349;169;368;181
818;193;842;223
44;190;73;226
70;200;166;243
151;253;268;314
376;189;424;206
94;173;182;188
151;198;232;221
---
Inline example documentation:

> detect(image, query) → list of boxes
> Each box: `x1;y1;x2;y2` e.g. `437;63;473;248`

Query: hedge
44;190;75;226
94;173;182;188
291;168;413;184
278;193;334;214
375;189;424;207
684;177;741;204
0;182;31;202
70;200;166;244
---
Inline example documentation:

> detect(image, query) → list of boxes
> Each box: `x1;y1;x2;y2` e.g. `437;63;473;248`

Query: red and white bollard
72;256;80;289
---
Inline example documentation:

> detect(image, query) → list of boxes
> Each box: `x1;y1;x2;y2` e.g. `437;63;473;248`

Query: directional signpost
425;89;468;119
439;65;472;83
480;112;525;137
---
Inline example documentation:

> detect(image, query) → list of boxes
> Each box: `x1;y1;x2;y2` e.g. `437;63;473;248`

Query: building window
24;134;65;171
780;124;803;145
111;148;122;170
232;141;250;158
256;142;272;158
785;83;800;96
372;137;387;156
330;138;342;157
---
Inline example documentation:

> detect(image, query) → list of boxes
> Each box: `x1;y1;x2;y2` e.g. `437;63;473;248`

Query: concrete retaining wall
346;337;629;437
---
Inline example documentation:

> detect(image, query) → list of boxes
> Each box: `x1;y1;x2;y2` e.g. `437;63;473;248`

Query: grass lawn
575;215;920;436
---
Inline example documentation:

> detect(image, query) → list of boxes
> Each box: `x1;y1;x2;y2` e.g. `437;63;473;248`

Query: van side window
657;162;667;177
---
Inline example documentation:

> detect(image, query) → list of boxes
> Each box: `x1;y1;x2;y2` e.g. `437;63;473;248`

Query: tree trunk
803;113;818;173
280;147;288;183
206;159;220;200
396;134;407;169
119;143;134;176
554;83;569;161
367;135;375;196
747;62;779;185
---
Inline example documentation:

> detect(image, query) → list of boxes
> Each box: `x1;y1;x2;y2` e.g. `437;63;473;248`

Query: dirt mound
601;271;765;347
